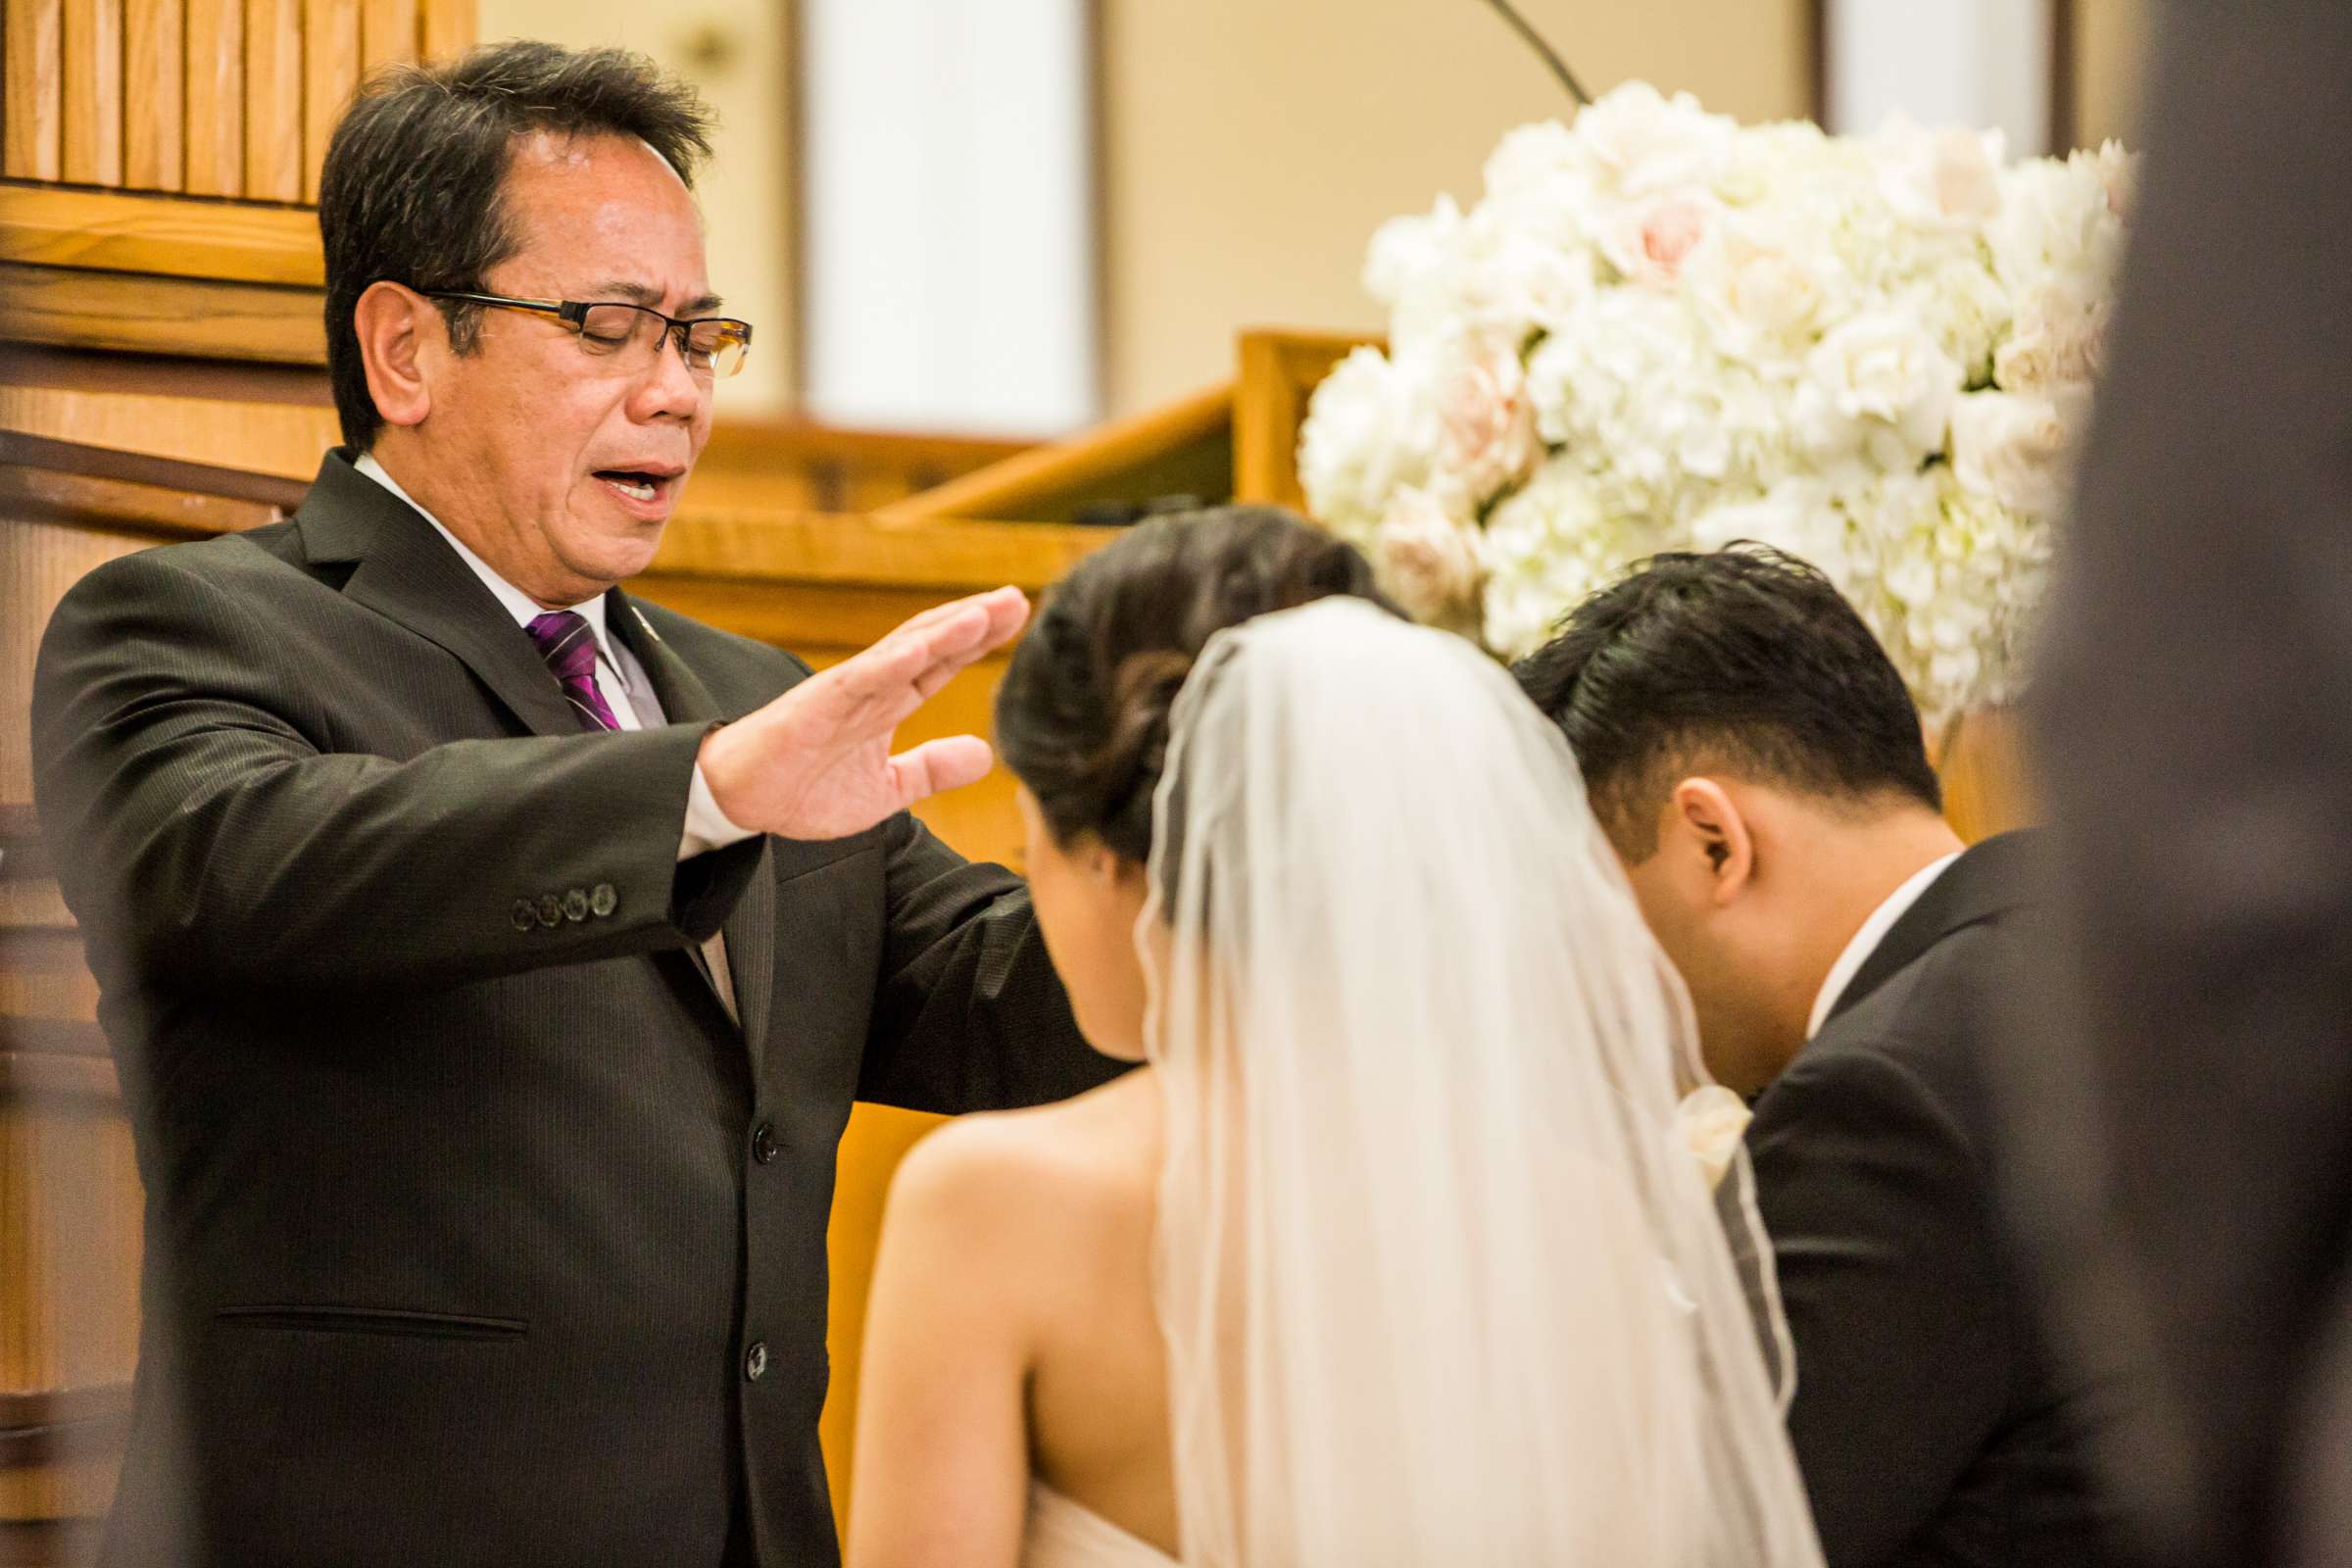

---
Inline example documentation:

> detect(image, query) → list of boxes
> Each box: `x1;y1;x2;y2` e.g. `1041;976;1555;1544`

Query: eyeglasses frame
416;289;755;377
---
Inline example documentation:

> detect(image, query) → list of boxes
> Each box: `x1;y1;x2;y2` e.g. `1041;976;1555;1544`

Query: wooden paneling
181;0;243;196
0;186;323;285
0;1096;143;1523
242;0;303;201
4;0;65;179
8;0;472;203
693;420;1029;518
301;0;359;202
0;374;338;482
415;0;460;61
60;0;124;185
1234;327;1377;511
818;1101;944;1539
0;264;324;364
123;0;185;189
879;382;1233;525
356;0;406;72
3;442;154;1536
1939;708;2037;844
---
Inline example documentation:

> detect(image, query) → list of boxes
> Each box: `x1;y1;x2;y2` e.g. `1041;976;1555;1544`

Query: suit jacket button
511;899;537;932
744;1341;767;1382
536;893;564;927
752;1122;778;1165
590;883;618;918
563;888;590;922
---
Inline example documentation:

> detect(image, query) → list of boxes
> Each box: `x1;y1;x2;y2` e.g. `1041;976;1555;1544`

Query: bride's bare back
847;1068;1174;1566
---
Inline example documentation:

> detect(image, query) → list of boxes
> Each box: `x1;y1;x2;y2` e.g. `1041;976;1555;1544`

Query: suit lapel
612;590;776;1052
294;452;580;739
1825;831;2040;1029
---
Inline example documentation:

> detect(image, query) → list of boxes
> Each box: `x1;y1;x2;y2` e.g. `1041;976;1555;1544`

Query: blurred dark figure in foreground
2030;3;2352;1566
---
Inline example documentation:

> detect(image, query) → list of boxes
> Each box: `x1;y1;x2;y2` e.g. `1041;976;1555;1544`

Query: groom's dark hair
1514;544;1941;858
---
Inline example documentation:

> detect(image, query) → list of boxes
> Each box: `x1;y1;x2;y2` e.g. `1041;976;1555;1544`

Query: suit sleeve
31;548;762;997
1748;1046;2009;1567
856;809;1125;1115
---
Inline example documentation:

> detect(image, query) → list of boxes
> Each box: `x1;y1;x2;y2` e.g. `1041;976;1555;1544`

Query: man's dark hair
318;41;715;450
1513;544;1940;858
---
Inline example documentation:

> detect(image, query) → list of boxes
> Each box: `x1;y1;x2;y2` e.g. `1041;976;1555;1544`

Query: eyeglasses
419;290;754;380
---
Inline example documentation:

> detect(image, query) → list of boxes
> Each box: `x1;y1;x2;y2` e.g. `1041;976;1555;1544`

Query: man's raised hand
696;586;1031;841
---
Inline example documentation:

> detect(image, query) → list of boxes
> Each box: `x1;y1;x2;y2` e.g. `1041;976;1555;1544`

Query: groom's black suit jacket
29;451;1119;1568
1746;832;2115;1568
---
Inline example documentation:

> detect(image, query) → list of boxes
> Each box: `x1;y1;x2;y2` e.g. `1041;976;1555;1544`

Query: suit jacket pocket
216;1304;527;1341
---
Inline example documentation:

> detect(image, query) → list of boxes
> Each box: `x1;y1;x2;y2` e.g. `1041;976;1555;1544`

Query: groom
1515;546;2116;1568
30;41;1117;1568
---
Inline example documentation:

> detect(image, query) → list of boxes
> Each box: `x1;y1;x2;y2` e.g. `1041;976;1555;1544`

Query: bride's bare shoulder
880;1067;1160;1258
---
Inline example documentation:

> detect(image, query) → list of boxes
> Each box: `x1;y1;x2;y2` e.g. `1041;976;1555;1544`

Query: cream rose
1950;389;2083;518
1995;282;2108;395
1690;222;1832;366
1576;81;1735;201
1602;194;1719;289
1373;488;1487;624
1879;121;2005;232
1434;344;1542;505
1798;312;1962;466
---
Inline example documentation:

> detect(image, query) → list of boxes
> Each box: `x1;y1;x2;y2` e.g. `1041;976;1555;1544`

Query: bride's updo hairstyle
997;505;1394;860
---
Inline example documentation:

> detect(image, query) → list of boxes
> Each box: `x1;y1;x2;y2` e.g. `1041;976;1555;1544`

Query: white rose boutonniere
1677;1085;1753;1191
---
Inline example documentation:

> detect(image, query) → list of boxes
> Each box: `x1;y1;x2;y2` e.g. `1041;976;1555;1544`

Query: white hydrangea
1480;458;1654;661
1298;345;1441;546
1858;466;2055;718
1292;80;2130;724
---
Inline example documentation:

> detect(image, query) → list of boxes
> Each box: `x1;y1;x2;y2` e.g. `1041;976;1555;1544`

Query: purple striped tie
524;611;622;732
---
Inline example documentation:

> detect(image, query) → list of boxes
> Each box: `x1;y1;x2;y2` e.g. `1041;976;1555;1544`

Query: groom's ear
1668;778;1752;905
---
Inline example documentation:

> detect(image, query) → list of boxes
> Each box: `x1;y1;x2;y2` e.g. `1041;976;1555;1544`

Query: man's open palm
698;586;1031;841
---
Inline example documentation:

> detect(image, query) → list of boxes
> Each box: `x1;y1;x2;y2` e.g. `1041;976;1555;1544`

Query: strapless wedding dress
1020;1482;1177;1567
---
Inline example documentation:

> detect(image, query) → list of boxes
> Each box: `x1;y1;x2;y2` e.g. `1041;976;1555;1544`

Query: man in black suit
1516;546;2115;1568
2030;6;2352;1565
28;42;1117;1568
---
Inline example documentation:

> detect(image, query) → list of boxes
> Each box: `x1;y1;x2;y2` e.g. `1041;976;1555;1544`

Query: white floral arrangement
1298;82;2135;723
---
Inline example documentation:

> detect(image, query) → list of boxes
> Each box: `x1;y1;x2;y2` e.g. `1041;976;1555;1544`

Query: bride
845;506;1823;1566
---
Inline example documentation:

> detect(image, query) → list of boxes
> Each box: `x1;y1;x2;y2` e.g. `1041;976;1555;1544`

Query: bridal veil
1141;597;1822;1565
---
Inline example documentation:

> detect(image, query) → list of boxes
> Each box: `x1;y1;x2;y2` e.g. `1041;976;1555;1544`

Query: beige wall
2076;0;2153;147
475;0;797;416
1097;0;1812;416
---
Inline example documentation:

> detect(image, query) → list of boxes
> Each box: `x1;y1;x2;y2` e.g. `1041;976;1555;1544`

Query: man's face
414;131;718;606
1616;804;1804;1098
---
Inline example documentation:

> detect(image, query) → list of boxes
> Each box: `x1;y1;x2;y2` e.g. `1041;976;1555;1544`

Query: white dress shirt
1805;852;1963;1040
354;452;752;1020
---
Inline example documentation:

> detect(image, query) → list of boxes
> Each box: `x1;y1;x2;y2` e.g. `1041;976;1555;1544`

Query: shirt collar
1806;851;1963;1039
352;450;614;663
